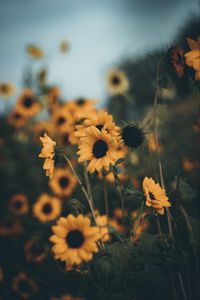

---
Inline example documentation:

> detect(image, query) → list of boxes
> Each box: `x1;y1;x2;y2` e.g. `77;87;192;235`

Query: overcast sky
0;0;198;104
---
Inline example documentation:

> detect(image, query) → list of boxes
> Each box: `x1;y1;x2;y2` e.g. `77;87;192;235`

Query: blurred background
0;0;199;103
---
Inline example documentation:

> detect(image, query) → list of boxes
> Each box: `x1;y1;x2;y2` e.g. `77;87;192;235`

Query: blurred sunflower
51;105;74;133
37;68;47;85
143;177;171;215
0;81;15;97
182;158;199;171
75;109;120;140
60;295;85;300
33;194;61;222
12;272;38;299
96;215;109;242
109;208;124;233
0;218;24;236
131;211;150;241
33;120;55;139
39;133;56;178
26;44;44;59
77;126;118;173
67;98;96;116
49;168;77;197
7;110;28;128
9;194;29;215
105;69;129;95
16;89;41;117
147;132;163;153
59;40;70;53
50;214;100;268
185;36;200;81
121;123;145;149
24;239;47;263
46;86;61;111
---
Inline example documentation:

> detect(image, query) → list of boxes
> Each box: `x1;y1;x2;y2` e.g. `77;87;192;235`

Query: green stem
111;166;125;232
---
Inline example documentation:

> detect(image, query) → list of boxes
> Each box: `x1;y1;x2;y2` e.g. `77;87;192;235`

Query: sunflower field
0;13;199;300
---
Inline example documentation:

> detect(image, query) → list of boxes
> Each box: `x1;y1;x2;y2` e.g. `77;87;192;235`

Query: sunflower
170;46;185;77
121;123;145;149
51;105;74;133
59;40;70;53
0;81;15;97
49;168;77;197
7;110;28;128
26;44;44;59
50;214;100;268
0;218;24;236
182;158;199;171
24;239;47;263
33;194;62;222
16;89;41;117
143;177;171;215
185;36;200;81
9;194;29;215
105;69;129;95
67;98;96;116
77;126;118;173
75;109;120;141
12;273;38;299
39;133;56;178
46;86;61;111
33;120;55;139
96;215;109;242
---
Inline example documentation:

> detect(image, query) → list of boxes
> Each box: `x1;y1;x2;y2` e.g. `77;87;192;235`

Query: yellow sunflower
9;194;29;215
105;69;129;95
50;214;100;268
0;81;15;97
39;133;56;178
33;120;55;139
7;110;28;128
77;126;118;173
75;109;120;141
49;168;77;197
33;194;62;222
185;36;200;81
12;273;38;299
66;98;96;116
16;89;41;117
51;105;74;133
26;44;44;59
24;239;47;263
96;215;109;242
143;177;171;215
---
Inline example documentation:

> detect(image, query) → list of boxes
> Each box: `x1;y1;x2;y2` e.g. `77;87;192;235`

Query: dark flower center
23;97;33;108
66;230;84;248
122;125;144;148
1;84;8;92
57;116;66;125
111;76;120;85
31;241;45;255
96;124;104;131
149;192;155;200
13;200;23;209
76;98;85;106
59;176;69;188
93;140;108;158
18;279;33;294
42;203;52;214
14;113;21;120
